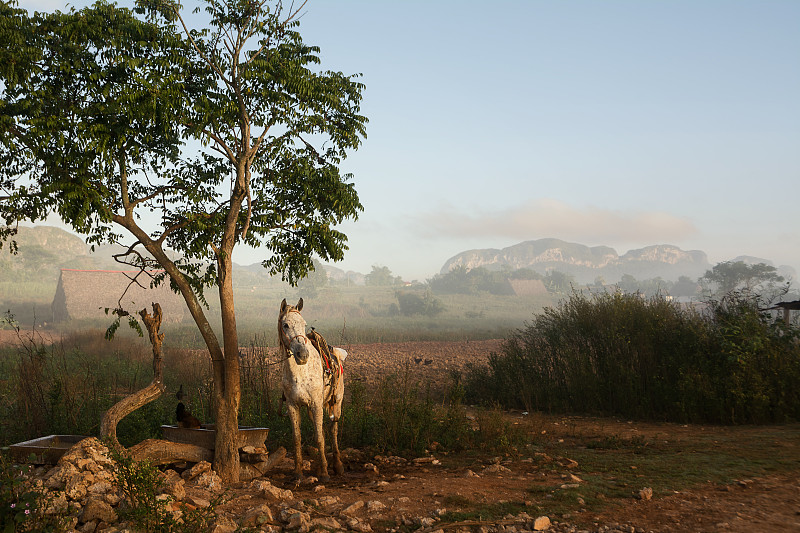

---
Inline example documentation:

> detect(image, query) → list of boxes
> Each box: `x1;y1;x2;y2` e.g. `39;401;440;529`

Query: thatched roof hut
508;279;548;296
51;269;187;323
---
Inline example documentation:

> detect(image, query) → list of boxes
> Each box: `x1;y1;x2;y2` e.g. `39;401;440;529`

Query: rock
367;500;387;513
160;473;186;501
238;463;263;482
182;461;212;481
285;510;311;532
79;519;98;532
43;492;69;515
65;473;89;501
194;471;224;493
638;487;653;501
250;479;293;501
464;469;480;478
240;504;274;528
88;481;114;496
344;517;373;532
311;516;342;530
186;495;211;508
483;464;512;474
363;462;379;476
340;500;365;516
533;515;551;530
318;495;340;508
80;498;118;524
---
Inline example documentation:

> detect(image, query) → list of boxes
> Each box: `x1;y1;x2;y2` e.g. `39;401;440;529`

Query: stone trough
6;434;89;464
161;424;268;451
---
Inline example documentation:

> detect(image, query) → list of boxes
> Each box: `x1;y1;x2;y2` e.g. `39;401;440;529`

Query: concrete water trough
6;435;88;464
161;425;268;450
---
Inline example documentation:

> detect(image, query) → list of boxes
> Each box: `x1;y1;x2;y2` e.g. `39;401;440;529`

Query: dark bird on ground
423;359;433;365
414;356;423;364
175;385;201;428
176;402;202;428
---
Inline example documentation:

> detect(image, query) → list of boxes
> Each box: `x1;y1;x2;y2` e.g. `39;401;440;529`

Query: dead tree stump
100;303;166;447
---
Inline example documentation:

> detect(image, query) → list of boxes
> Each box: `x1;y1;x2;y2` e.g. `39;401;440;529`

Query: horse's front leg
287;402;304;483
310;402;329;481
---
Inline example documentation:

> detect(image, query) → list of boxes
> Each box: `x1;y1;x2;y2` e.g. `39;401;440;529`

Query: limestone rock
80;498;118;524
638;487;653;501
182;461;212;481
249;479;293;501
240;504;274;528
533;515;551;530
340;500;365;516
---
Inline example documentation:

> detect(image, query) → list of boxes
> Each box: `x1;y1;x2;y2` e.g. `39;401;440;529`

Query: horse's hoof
317;473;331;483
334;462;344;476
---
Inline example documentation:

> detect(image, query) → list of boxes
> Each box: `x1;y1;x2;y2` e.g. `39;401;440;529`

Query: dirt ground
227;339;800;532
7;334;800;531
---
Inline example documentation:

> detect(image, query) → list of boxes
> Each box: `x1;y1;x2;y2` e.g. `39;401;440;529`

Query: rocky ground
7;338;800;532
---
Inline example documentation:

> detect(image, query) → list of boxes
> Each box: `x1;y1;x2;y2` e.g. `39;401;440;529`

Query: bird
414;356;423;364
175;385;202;429
423;359;433;366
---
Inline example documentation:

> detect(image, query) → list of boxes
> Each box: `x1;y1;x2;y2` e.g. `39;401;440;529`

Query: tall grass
465;290;800;424
0;328;521;456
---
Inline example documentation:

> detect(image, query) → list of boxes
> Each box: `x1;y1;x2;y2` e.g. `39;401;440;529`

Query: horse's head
279;298;311;365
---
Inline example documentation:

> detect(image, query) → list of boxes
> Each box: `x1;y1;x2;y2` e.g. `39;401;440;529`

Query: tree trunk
213;254;242;482
100;304;166;447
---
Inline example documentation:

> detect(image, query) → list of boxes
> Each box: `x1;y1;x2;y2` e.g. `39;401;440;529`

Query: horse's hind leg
287;403;304;482
310;402;329;481
331;417;344;475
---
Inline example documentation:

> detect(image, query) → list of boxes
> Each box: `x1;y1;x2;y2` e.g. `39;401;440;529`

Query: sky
16;0;800;281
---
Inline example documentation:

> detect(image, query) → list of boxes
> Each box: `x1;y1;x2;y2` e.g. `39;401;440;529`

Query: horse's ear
296;298;304;311
280;298;288;314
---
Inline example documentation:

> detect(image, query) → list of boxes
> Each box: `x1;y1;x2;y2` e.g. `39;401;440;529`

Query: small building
508;279;548;296
51;269;187;323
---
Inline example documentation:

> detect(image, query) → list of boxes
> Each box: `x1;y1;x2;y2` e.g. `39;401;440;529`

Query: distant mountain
0;226;96;283
322;264;365;285
440;239;713;283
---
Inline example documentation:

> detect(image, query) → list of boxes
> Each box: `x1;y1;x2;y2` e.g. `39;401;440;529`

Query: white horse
278;298;346;482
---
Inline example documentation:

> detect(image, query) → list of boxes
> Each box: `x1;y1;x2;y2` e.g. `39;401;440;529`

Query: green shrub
465;290;800;424
111;449;218;533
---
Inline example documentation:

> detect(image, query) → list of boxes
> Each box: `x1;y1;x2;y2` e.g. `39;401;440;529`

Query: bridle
278;308;309;356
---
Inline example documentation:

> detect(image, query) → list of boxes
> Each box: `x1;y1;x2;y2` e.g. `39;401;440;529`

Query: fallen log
129;439;213;465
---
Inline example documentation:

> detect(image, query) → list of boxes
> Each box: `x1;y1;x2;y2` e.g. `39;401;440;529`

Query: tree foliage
364;265;402;287
0;0;366;481
700;261;786;301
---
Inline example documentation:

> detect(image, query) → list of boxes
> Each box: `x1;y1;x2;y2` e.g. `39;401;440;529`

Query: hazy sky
17;0;800;281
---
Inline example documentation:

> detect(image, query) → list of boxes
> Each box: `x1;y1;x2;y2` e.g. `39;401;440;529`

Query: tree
543;270;574;294
297;259;328;298
700;261;786;300
0;0;366;481
365;265;401;287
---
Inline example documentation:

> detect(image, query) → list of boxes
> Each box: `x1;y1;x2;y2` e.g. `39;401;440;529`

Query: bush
465;290;800;424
